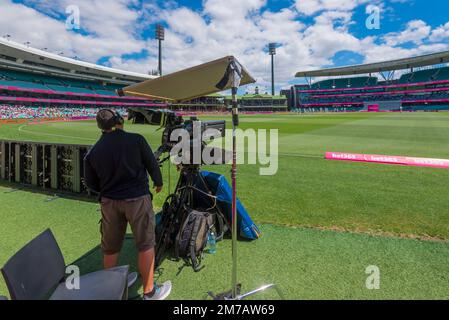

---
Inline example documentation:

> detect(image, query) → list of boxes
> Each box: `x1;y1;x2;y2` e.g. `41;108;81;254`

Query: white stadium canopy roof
0;38;154;85
295;51;449;78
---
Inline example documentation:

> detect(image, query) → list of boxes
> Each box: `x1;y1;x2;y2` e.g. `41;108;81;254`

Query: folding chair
1;229;129;300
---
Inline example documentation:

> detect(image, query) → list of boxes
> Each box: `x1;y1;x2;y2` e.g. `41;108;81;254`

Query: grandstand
0;38;165;112
289;51;449;112
0;39;286;115
224;94;287;112
170;94;226;112
168;91;287;113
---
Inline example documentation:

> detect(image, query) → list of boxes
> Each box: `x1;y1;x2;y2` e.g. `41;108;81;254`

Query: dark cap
96;109;116;131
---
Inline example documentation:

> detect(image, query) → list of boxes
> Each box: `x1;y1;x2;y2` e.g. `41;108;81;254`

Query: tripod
155;164;228;268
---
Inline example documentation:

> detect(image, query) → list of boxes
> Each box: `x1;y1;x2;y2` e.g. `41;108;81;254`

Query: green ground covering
1;112;449;299
1;186;449;299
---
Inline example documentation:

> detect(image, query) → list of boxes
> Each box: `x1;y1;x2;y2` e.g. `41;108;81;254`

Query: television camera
128;107;227;165
128;107;230;270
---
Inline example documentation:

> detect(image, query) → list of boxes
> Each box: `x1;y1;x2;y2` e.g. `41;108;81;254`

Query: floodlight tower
268;43;276;96
155;24;165;76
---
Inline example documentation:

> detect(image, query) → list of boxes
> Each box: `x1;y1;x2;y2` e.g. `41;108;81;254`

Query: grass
2;112;449;239
1;112;449;299
1;186;449;300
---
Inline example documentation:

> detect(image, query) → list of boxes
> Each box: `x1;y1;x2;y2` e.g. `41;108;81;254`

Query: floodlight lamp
268;43;276;55
156;24;165;41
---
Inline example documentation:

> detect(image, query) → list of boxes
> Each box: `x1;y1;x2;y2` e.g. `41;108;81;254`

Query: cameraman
84;109;171;300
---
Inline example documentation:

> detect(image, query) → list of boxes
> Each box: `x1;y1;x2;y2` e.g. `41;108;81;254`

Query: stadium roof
295;51;449;78
0;38;153;84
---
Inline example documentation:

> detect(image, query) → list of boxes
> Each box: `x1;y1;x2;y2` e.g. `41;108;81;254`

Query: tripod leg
236;284;285;300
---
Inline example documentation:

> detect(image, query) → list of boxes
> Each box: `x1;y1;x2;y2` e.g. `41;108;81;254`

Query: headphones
97;109;124;131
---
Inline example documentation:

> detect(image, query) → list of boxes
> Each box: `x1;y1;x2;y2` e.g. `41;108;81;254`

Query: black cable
168;158;171;195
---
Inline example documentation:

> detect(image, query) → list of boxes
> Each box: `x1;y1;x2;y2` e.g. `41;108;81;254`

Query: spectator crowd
0;105;127;120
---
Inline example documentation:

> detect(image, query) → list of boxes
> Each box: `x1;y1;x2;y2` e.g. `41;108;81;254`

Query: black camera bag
175;207;214;272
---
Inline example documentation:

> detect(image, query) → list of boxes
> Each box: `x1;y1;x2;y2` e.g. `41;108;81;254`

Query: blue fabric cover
199;171;261;240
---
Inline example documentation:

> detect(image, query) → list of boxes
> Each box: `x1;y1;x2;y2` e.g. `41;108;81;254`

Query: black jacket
84;129;163;200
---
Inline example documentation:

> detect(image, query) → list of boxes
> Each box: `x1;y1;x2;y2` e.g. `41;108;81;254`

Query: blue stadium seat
0;68;124;95
435;67;449;80
0;79;49;90
399;67;449;84
95;90;116;96
312;77;377;90
66;86;97;94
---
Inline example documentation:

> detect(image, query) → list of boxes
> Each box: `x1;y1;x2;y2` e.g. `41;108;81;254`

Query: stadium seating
399;67;449;84
398;73;410;84
312;77;378;89
45;84;95;94
0;79;49;90
0;68;118;95
95;89;116;96
0;69;63;85
295;65;449;111
45;84;73;92
435;67;449;80
0;104;127;120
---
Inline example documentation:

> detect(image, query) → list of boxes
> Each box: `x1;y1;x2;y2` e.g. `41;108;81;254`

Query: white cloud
294;0;369;16
362;42;449;64
0;0;146;61
429;22;449;42
383;20;431;46
204;0;267;19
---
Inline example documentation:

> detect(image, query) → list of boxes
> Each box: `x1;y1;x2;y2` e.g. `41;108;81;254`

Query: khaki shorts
100;195;155;255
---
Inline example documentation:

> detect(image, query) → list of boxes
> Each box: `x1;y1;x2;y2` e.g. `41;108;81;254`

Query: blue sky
1;0;449;92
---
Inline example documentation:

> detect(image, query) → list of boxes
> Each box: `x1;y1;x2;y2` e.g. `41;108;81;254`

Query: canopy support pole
231;85;239;299
210;59;284;301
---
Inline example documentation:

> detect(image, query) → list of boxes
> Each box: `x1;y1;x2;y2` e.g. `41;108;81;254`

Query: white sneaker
143;281;172;300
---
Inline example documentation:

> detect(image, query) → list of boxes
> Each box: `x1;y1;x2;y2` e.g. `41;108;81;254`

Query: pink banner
367;104;380;112
310;86;449;99
325;152;449;169
302;98;449;107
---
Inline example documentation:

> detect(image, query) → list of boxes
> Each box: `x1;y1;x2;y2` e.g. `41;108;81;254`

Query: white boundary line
15;123;324;160
18;123;96;142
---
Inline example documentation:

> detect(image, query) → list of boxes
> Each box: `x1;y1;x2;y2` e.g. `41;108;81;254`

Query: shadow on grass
69;234;171;300
0;181;97;203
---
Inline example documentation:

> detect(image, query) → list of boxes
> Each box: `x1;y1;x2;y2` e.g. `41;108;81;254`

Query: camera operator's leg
138;248;155;294
126;195;172;300
100;198;127;269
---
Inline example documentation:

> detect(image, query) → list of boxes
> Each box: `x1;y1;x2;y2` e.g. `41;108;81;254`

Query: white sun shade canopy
118;56;256;102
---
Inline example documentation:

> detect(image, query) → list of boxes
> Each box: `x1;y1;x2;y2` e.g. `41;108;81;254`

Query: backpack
155;194;183;267
174;207;214;272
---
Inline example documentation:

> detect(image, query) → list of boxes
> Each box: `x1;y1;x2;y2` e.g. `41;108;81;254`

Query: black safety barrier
0;140;91;196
